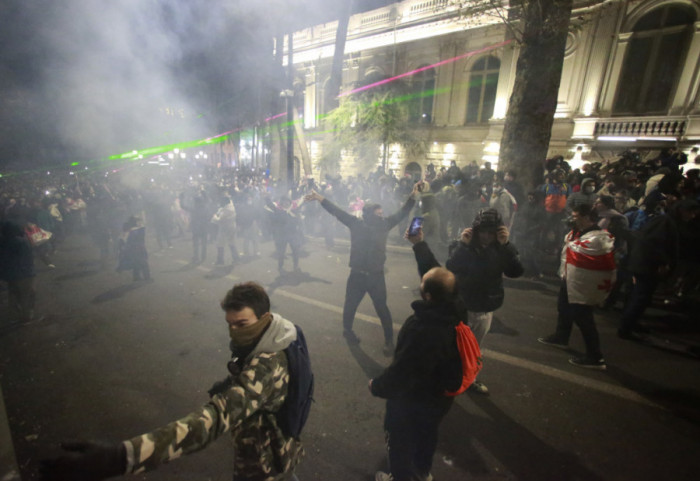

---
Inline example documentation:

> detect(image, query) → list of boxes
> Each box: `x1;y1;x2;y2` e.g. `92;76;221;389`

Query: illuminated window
466;55;500;124
409;66;435;124
613;5;696;115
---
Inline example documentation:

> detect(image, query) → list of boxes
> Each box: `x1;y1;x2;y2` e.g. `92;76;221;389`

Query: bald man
369;267;463;481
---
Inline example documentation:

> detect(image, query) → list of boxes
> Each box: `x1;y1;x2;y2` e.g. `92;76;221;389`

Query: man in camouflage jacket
41;282;303;481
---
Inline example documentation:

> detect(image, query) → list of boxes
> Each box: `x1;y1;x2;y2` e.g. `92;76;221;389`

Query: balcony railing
594;118;687;138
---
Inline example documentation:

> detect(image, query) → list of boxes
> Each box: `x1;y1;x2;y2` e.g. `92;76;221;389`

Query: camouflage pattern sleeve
122;352;288;475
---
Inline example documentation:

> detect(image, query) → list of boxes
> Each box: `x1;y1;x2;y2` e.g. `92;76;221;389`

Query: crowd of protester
1;147;699;324
2;146;700;481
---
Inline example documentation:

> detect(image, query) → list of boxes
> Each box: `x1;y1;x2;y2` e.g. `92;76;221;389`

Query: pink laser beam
338;39;513;98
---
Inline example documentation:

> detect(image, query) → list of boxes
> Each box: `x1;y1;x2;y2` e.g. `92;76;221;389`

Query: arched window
613;5;696;115
409;66;435;124
320;77;333;115
466;55;500;124
363;68;386;86
404;161;423;182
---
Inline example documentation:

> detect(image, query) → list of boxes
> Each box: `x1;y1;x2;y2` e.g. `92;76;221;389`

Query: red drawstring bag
445;322;483;396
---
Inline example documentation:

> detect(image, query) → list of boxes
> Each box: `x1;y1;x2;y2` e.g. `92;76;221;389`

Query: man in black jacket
305;182;421;355
370;266;462;481
410;209;524;394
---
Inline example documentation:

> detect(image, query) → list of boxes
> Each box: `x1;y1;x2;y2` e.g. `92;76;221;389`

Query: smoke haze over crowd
0;0;392;170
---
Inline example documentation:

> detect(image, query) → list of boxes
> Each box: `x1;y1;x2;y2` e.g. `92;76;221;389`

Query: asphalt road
1;229;699;481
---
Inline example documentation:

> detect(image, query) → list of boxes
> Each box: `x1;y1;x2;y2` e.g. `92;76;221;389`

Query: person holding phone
305;181;422;356
406;208;524;394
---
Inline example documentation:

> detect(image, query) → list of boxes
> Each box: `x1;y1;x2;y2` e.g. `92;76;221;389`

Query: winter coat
371;299;462;402
566;178;597;211
489;189;516;228
626;214;679;277
413;239;523;313
320;196;415;272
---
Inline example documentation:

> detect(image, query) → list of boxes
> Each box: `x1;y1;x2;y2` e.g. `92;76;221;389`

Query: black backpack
277;325;314;439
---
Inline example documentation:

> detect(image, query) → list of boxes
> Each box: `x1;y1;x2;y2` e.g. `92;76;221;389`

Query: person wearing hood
40;282;305;481
305;181;421;356
489;180;517;229
566;178;597;212
408;209;524;394
370;267;462;481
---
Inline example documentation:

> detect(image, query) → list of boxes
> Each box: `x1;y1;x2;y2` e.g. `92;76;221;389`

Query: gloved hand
40;440;126;481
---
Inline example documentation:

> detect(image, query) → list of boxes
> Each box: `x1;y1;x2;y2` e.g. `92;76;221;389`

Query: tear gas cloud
0;0;391;168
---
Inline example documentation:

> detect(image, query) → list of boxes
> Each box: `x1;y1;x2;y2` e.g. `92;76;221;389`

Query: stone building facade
282;0;700;179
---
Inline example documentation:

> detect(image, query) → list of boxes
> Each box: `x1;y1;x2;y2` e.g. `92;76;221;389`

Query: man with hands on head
305;181;423;356
407;208;524;394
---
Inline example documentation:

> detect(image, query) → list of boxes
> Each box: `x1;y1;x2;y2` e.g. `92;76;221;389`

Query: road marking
274;288;396;326
274;288;663;409
172;256;663;409
483;350;662;408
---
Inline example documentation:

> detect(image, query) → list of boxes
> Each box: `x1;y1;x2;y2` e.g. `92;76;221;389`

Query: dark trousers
620;274;659;333
274;237;300;270
554;282;603;360
132;258;150;281
384;397;453;481
343;269;393;344
192;231;207;262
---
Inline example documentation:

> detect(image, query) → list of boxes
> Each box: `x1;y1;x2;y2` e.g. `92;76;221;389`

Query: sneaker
375;472;392;481
468;381;490;395
382;342;394;357
568;356;606;370
342;329;360;345
537;336;569;350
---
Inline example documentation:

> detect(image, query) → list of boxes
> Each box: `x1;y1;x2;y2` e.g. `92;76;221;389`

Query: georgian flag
562;229;617;305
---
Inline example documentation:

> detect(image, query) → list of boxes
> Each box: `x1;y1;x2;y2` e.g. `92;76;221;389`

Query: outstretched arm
385;181;422;228
306;190;356;227
406;227;441;277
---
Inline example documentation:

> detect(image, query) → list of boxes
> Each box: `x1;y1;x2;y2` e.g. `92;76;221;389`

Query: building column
491;39;517;121
576;7;620;117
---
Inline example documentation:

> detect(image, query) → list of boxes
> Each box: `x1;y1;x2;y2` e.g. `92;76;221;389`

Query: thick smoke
0;0;391;168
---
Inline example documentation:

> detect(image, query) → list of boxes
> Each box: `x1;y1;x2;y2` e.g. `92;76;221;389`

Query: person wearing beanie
305;181;422;356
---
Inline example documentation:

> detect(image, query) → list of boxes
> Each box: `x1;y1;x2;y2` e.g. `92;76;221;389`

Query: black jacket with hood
320;196;415;272
412;221;524;313
371;299;462;402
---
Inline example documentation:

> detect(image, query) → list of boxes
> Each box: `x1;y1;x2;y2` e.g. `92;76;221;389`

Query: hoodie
123;313;303;481
567;178;597;211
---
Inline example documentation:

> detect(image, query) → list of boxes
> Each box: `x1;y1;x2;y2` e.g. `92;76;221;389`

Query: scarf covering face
229;312;273;347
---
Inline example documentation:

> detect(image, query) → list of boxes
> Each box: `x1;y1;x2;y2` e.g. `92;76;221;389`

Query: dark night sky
0;0;393;170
